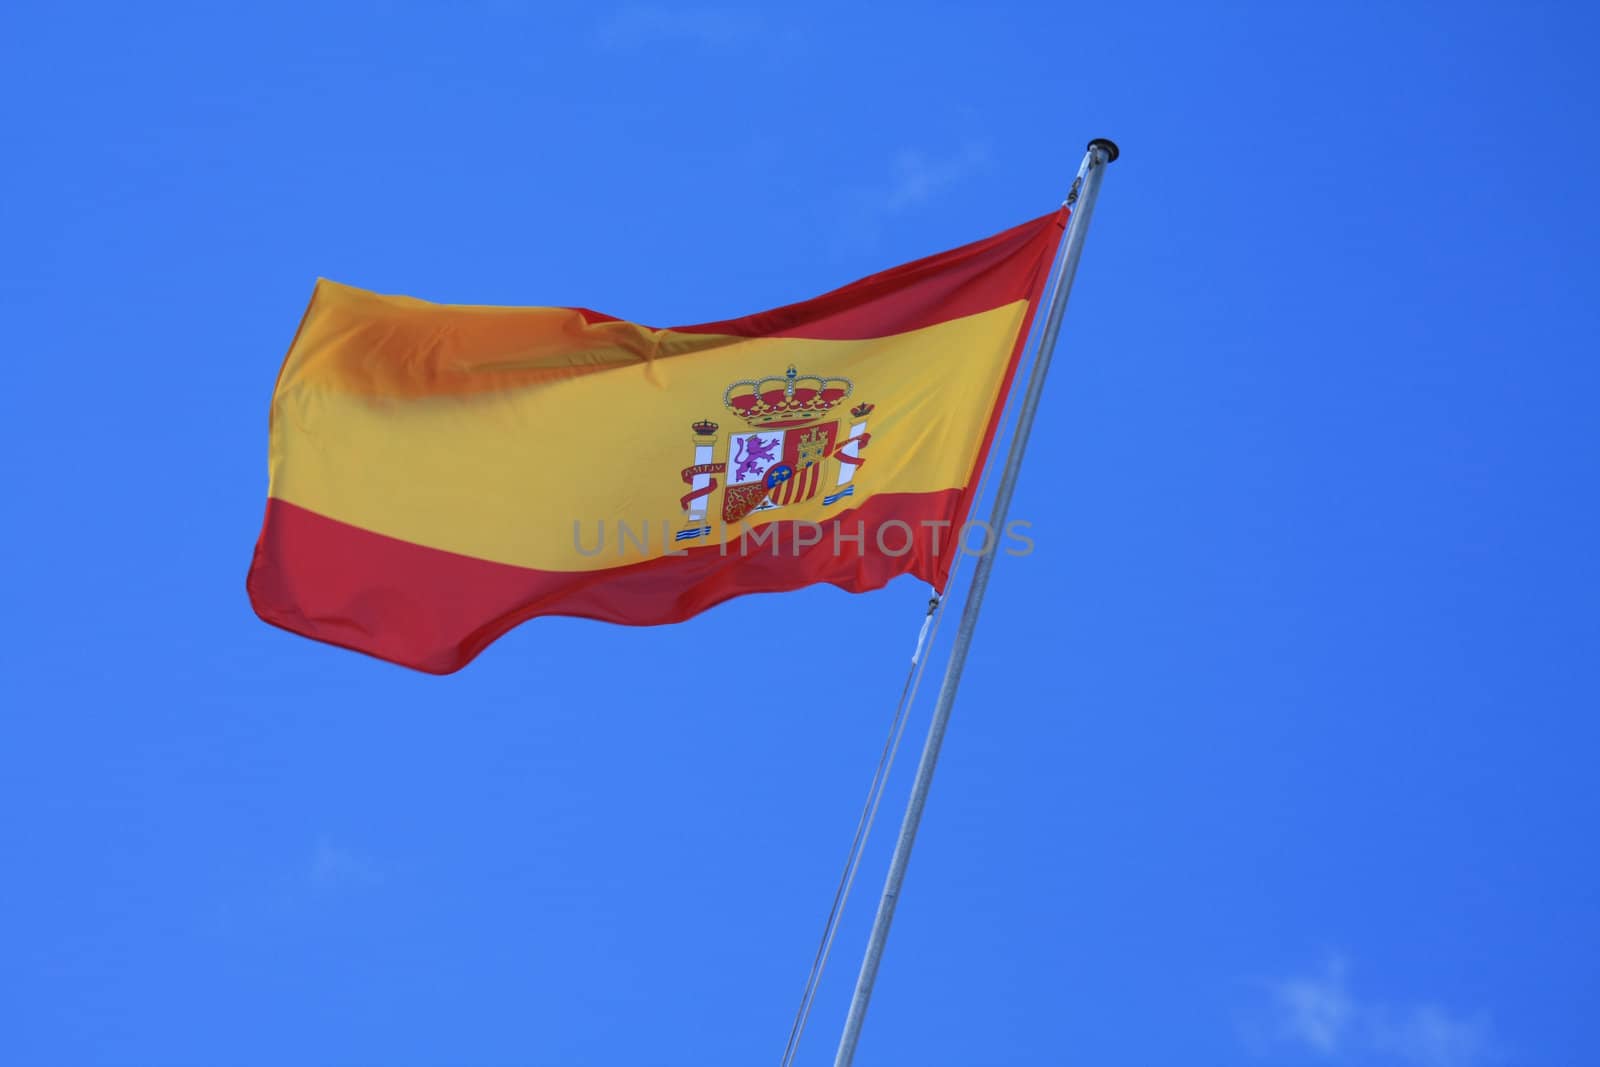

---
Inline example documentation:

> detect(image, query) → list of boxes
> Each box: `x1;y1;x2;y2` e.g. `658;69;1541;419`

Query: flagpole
831;138;1119;1067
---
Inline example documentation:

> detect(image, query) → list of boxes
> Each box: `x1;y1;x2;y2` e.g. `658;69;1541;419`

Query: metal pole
832;138;1119;1067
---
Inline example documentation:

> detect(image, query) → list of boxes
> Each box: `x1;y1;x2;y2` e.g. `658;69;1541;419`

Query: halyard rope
777;589;949;1067
779;443;1005;1065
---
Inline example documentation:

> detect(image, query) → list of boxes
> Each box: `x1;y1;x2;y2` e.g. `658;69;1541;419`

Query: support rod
831;138;1119;1067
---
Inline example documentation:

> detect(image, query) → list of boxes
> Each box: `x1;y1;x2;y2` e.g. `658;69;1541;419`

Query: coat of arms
676;365;874;541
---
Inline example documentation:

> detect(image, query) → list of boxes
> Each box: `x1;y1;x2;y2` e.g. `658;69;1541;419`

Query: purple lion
734;435;781;482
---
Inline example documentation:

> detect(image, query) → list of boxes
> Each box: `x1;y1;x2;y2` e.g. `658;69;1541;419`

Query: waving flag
248;210;1066;673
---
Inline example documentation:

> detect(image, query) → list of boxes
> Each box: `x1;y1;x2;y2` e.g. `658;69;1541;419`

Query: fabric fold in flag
248;209;1067;673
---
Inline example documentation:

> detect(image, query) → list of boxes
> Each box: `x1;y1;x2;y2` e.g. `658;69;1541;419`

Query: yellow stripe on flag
269;288;1029;572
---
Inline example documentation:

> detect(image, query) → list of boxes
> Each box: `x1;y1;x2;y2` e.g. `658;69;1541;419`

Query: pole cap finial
1087;138;1120;162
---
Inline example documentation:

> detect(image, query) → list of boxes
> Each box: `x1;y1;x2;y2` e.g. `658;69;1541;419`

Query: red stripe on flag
249;491;970;674
666;209;1064;340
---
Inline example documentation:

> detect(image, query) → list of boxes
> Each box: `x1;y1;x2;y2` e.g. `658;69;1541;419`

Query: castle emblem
677;366;875;541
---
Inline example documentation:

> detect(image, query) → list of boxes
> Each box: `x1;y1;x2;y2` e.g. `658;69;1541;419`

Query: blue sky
3;2;1597;1065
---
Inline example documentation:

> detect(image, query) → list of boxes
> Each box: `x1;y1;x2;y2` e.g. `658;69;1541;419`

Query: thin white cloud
1373;1004;1495;1067
595;6;762;52
825;139;995;255
1274;956;1356;1054
886;141;991;213
1261;957;1493;1067
309;837;381;890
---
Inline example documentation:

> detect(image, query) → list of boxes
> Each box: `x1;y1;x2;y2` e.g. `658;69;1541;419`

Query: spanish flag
248;210;1066;673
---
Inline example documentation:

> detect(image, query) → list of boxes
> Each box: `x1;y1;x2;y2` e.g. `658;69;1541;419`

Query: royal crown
723;365;853;429
691;418;720;436
850;402;875;419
